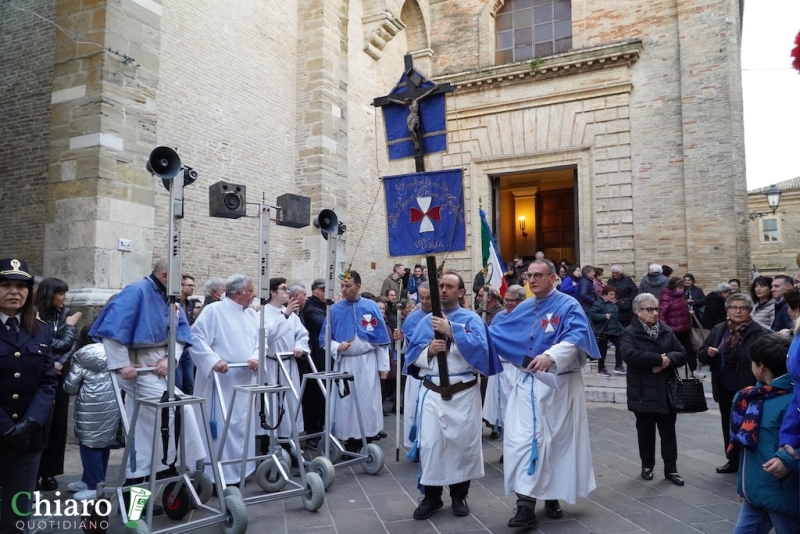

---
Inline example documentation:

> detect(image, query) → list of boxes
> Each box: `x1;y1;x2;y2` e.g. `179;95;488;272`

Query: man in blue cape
321;270;390;452
90;258;206;483
489;259;599;529
404;271;502;520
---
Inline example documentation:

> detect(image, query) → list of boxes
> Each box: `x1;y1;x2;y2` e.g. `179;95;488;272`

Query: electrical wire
5;0;137;64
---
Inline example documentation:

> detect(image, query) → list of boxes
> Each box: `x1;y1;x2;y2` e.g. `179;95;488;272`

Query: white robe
414;344;484;486
481;358;514;433
403;377;422;448
261;304;309;437
503;342;597;503
330;336;390;440
189;298;260;484
103;339;207;479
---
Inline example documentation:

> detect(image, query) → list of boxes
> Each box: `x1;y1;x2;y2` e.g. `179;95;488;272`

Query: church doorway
491;167;578;267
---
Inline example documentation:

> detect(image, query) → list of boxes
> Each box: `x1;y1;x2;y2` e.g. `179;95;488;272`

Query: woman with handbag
590;285;625;377
620;293;687;486
697;293;770;474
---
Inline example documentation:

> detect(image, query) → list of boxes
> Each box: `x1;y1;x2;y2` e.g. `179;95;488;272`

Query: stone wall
0;0;55;274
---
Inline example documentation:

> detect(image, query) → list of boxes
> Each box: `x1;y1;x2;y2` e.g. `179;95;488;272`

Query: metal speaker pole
258;195;270;386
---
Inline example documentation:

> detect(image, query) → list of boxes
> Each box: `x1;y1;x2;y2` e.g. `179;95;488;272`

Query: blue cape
401;308;426;340
489;289;599;366
321;297;391;346
89;277;192;347
404;306;502;377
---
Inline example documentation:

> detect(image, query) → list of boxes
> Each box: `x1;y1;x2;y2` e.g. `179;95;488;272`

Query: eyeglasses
503;298;520;304
528;272;549;281
727;305;751;312
641;307;661;313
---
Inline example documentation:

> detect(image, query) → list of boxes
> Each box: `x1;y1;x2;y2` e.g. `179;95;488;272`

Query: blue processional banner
384;169;466;257
382;71;447;160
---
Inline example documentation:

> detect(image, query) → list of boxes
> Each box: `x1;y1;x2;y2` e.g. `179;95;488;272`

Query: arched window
495;0;572;65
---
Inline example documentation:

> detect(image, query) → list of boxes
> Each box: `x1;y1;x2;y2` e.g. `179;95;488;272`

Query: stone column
295;0;350;277
45;0;162;308
676;0;748;283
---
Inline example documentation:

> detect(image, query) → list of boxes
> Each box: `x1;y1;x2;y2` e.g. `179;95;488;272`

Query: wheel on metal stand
222;485;242;499
278;447;292;468
309;456;335;490
219;493;248;534
255;457;289;492
360;443;385;475
124;520;149;534
161;481;192;520
301;472;325;511
192;471;213;504
81;499;110;534
327;436;343;464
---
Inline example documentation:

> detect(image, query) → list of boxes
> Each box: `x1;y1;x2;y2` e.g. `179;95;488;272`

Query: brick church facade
2;0;747;304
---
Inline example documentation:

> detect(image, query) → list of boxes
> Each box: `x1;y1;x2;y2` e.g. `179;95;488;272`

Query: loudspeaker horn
313;209;338;235
146;146;182;180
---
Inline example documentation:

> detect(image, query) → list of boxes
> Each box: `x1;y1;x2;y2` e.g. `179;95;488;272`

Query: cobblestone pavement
30;399;741;534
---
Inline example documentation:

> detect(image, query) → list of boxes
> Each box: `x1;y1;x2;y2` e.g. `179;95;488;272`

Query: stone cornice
435;40;643;91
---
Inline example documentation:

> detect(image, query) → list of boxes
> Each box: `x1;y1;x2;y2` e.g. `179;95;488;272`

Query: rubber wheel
192;471;213;504
309;456;335;490
220;493;248;534
222;485;242;500
124;520;149;534
255;457;289;492
301;472;325;512
161;481;192;520
360;443;385;475
279;447;292;468
327;436;343;464
82;500;109;534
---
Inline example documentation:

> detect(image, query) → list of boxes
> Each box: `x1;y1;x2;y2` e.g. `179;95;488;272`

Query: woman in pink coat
659;277;700;378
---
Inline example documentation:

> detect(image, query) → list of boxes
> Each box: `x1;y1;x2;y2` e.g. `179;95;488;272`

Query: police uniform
0;259;58;534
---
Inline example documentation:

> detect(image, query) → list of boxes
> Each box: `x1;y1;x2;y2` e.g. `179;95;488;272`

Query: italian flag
479;209;508;297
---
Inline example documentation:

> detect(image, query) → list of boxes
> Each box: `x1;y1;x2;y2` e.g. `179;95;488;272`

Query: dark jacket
772;299;793;332
578;276;597;313
659;288;691;333
700;291;727;330
607;275;638;325
40;306;78;365
684;286;706;310
639;272;669;298
698;321;769;402
0;318;58;454
589;299;623;336
303;295;327;359
559;275;579;298
484;301;505;325
620;320;686;414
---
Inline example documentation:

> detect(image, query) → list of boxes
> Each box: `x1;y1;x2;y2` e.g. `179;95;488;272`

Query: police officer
0;258;58;534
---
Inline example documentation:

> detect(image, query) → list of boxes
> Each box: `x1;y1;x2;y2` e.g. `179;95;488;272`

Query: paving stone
40;402;750;534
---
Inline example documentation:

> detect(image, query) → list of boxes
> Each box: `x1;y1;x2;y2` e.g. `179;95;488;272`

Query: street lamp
518;216;528;237
749;184;782;220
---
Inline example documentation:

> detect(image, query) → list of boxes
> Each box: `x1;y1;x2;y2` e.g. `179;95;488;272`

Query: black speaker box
276;193;311;228
209;181;246;219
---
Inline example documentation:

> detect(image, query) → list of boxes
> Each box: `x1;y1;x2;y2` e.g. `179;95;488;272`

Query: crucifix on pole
372;53;453;173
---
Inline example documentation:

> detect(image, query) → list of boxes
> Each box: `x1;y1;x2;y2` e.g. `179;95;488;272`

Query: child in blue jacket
730;333;799;534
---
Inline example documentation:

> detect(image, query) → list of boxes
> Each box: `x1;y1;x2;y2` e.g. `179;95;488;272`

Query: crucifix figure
384;85;437;151
373;53;454;172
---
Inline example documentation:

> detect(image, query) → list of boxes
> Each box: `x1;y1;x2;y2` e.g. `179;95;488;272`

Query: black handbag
668;365;708;413
593;319;609;343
